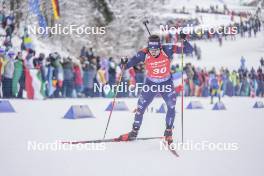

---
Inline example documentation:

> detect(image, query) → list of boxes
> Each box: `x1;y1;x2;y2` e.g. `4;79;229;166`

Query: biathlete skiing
117;34;193;144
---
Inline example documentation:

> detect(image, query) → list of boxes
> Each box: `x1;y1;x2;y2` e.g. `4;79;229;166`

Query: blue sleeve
126;51;146;69
162;45;174;59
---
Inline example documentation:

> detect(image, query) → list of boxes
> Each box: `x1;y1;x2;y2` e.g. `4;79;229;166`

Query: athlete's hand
121;56;128;65
175;85;183;93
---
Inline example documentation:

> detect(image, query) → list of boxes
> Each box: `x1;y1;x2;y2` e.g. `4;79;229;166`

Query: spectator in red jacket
73;62;83;97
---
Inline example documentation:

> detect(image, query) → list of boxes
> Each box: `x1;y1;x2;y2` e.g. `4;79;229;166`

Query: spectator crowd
1;46;264;99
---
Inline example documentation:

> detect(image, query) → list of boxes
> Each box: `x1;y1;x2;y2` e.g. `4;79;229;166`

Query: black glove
180;31;187;40
121;57;128;65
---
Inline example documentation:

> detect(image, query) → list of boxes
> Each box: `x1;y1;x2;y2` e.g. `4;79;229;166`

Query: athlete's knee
167;106;176;115
136;95;149;114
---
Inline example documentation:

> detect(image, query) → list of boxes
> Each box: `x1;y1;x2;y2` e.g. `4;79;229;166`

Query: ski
62;137;179;157
62;136;163;144
163;141;180;157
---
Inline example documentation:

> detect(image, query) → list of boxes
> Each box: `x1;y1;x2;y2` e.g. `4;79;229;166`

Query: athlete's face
149;48;160;58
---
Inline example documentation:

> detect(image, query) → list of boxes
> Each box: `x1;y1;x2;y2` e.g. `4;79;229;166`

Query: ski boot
164;128;173;145
116;129;138;141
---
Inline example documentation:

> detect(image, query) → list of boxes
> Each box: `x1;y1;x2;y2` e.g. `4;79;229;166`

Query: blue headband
148;41;161;49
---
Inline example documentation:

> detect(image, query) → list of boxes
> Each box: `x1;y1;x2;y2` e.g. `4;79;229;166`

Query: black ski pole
181;39;184;143
180;32;186;143
143;20;151;36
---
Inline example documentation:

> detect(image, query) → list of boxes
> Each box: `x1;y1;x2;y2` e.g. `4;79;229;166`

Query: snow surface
1;29;263;176
168;0;257;9
0;97;264;176
0;1;263;176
